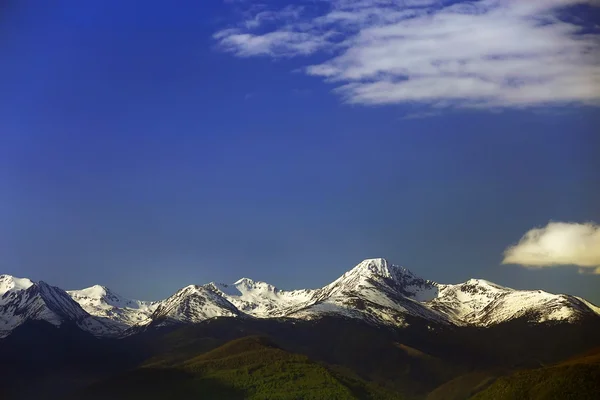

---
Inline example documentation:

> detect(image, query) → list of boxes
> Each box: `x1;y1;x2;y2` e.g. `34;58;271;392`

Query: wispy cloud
243;5;304;29
400;110;442;120
214;30;334;57
502;222;600;274
215;0;600;108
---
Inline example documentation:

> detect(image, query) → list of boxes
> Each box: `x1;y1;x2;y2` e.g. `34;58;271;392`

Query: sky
1;0;599;304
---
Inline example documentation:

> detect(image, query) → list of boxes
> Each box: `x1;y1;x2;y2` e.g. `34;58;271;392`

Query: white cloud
214;30;333;57
243;6;304;29
502;222;600;274
400;110;442;119
215;0;600;108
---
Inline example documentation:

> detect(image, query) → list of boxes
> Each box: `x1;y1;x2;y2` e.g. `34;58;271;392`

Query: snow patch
0;275;34;301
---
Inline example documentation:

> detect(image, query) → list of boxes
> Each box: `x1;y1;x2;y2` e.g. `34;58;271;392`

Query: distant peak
351;258;415;279
89;284;109;292
464;278;492;286
70;284;110;298
357;258;391;270
0;274;33;284
234;277;254;285
233;278;278;293
0;275;34;296
166;284;202;298
463;279;510;291
361;258;389;265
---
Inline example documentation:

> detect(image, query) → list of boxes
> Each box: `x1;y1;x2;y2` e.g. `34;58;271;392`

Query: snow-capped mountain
209;278;314;318
68;285;157;327
203;259;448;327
1;259;599;339
205;259;450;327
0;275;34;304
147;258;599;329
0;277;120;338
149;284;241;326
428;278;599;325
428;279;512;322
287;258;450;326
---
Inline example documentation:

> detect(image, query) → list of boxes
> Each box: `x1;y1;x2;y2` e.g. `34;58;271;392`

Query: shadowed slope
76;335;403;400
469;346;600;400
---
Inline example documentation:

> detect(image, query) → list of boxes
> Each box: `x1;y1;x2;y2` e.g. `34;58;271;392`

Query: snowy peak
72;284;110;298
350;258;414;280
467;290;595;326
337;258;426;287
67;284;157;329
233;278;279;294
338;258;417;284
0;280;96;338
209;279;315;318
429;278;598;326
326;258;437;301
286;259;448;326
150;284;239;326
68;284;152;310
34;281;90;321
0;274;34;298
431;279;514;322
69;284;116;307
234;277;256;286
351;258;395;277
462;279;511;292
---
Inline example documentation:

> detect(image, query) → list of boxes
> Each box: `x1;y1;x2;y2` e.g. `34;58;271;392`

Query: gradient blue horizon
1;1;599;303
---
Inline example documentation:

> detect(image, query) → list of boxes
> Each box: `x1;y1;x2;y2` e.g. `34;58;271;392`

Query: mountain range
2;258;599;339
2;258;600;399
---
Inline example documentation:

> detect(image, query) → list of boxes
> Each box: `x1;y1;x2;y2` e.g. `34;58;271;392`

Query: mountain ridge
2;258;599;339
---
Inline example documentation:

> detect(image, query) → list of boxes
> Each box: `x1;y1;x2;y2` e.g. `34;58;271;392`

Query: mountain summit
325;258;437;299
68;285;157;327
347;258;414;279
0;275;34;299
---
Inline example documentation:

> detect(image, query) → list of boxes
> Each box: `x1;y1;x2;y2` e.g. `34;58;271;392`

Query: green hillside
76;335;404;400
129;317;469;397
469;347;600;400
426;371;502;400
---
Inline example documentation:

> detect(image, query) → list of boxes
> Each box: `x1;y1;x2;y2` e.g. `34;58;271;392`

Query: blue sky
1;0;599;303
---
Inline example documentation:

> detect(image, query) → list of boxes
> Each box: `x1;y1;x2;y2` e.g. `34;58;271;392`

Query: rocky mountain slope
149;284;241;326
0;276;120;338
68;285;157;327
429;278;598;325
